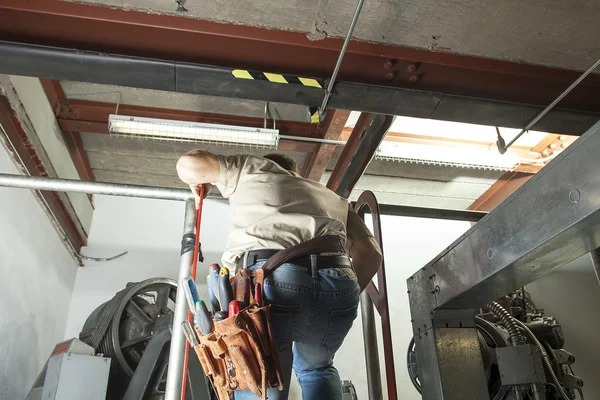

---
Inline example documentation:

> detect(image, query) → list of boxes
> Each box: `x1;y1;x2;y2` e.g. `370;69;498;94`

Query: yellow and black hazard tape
232;69;323;88
308;106;321;124
232;69;324;124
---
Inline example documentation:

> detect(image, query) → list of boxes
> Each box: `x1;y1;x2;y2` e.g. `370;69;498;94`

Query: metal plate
496;344;545;385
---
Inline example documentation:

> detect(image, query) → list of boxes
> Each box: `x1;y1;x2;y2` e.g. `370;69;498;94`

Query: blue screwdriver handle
188;278;200;304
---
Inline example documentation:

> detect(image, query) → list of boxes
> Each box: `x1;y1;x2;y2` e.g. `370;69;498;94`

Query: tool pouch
193;235;345;399
193;269;283;400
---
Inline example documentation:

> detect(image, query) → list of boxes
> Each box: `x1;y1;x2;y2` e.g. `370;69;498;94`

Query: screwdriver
228;300;241;316
208;264;221;312
188;278;200;304
181;277;197;317
218;267;234;314
182;321;200;347
196;300;213;335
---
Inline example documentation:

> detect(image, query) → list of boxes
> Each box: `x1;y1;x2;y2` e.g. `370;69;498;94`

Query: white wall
64;195;230;338
0;144;79;399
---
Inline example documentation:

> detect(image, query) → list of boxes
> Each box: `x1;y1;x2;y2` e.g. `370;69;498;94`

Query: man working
176;150;382;400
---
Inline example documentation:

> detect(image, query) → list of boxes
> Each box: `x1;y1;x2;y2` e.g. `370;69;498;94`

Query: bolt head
383;60;396;69
385;71;397;81
407;63;417;73
409;75;420;83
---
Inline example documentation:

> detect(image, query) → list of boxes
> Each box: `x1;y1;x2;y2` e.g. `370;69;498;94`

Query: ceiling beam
57;100;322;152
0;93;85;256
468;171;534;212
39;79;95;183
303;110;351;181
327;114;394;198
1;0;599;113
0;44;597;134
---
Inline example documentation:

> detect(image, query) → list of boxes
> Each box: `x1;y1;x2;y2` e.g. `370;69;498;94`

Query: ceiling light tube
108;115;280;149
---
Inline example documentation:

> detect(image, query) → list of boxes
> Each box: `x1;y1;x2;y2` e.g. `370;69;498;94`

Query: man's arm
176;150;220;207
346;209;383;291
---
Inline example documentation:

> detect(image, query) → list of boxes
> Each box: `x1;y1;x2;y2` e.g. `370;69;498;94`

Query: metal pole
589;248;600;287
0;173;191;201
319;0;365;113
279;135;346;145
500;57;600;152
165;198;197;400
360;290;383;400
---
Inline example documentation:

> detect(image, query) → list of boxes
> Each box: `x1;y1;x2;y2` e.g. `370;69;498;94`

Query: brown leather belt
237;249;351;270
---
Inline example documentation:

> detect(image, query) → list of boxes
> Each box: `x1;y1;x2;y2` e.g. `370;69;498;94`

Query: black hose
488;301;521;344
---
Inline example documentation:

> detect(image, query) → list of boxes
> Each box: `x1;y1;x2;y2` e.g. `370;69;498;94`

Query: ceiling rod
497;57;600;154
319;0;365;119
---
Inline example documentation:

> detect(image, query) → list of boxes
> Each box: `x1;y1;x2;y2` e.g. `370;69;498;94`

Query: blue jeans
234;261;360;400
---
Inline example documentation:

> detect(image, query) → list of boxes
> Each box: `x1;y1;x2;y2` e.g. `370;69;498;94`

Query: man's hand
176;150;220;208
187;183;214;209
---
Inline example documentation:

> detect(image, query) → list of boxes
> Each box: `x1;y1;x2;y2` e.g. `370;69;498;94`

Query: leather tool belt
192;235;346;400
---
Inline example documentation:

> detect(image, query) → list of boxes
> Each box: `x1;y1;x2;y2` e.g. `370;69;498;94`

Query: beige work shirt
215;154;349;270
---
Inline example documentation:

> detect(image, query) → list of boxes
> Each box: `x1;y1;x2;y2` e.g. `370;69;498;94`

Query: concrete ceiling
67;0;599;71
81;131;309;188
64;80;501;208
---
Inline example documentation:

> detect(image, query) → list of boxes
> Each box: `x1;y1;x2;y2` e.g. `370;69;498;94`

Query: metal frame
408;120;600;399
327;114;394;198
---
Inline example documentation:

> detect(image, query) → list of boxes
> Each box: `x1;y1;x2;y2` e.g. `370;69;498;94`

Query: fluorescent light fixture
108;115;280;149
375;141;520;171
